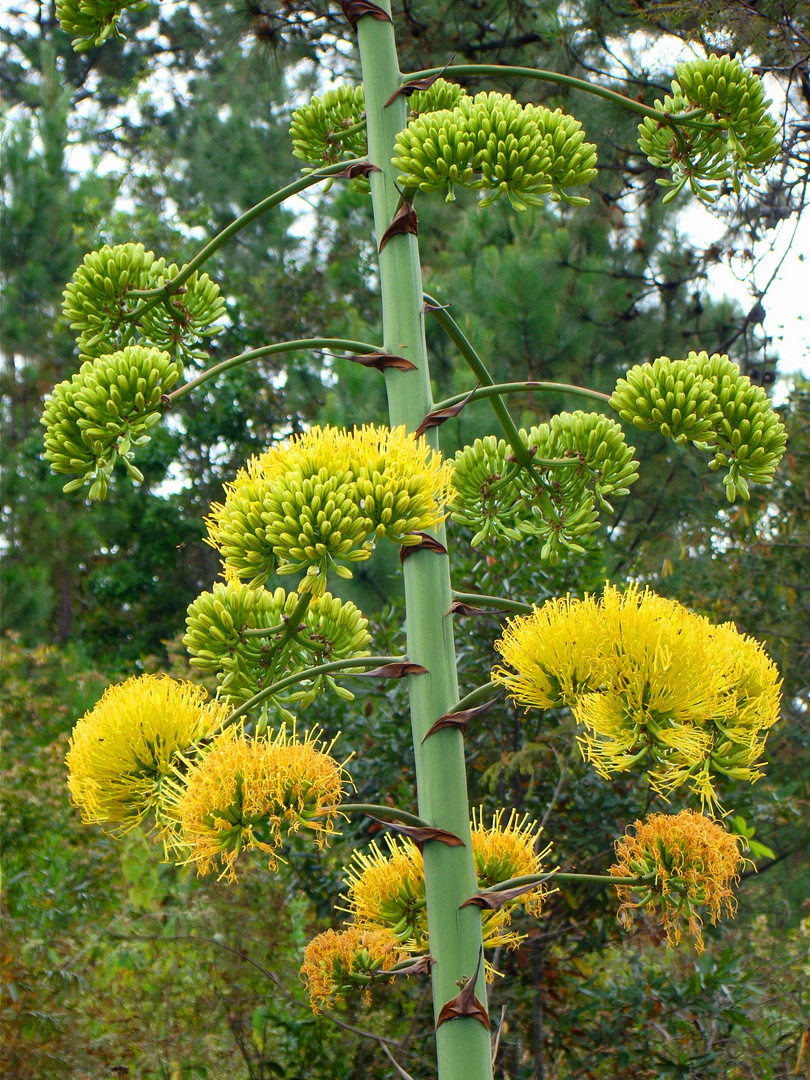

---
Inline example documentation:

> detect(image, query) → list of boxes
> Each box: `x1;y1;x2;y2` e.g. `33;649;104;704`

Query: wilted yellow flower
177;724;350;881
492;593;601;708
66;675;228;834
610;810;745;951
300;926;408;1011
471;807;553;917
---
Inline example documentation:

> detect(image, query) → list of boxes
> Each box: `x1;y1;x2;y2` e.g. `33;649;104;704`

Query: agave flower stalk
355;6;493;1079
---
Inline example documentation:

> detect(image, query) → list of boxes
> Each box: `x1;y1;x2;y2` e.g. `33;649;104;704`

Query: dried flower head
66;675;228;834
177;724;350;881
610;810;745;950
300;926;408;1011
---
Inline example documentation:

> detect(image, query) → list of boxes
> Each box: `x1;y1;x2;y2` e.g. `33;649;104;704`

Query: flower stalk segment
356;6;493;1078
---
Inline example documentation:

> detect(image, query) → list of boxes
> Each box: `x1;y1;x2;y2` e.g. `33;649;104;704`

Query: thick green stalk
356;8;493;1080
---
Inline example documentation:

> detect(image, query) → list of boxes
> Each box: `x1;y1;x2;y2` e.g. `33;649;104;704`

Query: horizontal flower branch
221;655;413;726
168;338;381;402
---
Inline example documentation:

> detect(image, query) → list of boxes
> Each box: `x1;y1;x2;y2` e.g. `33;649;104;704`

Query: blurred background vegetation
2;1;809;1077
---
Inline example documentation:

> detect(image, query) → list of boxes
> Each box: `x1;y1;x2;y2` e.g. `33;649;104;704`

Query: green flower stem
168;338;380;403
481;871;656;893
432;380;612;411
327;119;368;143
241;623;287;637
221;655;407;726
402;64;709;128
448;681;499;713
424;295;535;471
337;803;431;828
124;160;365;317
357;7;493;1080
452;591;535;615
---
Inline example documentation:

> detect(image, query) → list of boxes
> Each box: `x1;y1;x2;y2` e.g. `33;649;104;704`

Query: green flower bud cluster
261;467;378;592
524;104;599;204
184;580;371;716
138;264;227;362
409;78;467;116
611;351;787;501
206;426;452;595
56;0;145;52
290;85;368;176
702;354;788;501
41;345;181;500
637;54;780;204
446;435;523;545
610;354;722;445
62;244;225;364
391;110;477;202
393;91;597;209
450;412;637;561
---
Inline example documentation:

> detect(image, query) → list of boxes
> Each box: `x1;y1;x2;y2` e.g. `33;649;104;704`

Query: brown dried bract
422;696;500;741
383;64;452;107
350;352;417;372
379;200;418;251
369;818;464;850
460;880;548;910
339;0;392;31
355;661;428;678
333;162;381;180
399;533;448;563
414;386;478;436
436;949;491;1030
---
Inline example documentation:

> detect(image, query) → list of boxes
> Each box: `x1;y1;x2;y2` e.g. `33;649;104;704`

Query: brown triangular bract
400;533;448;563
379;200;418;251
339;0;392;30
414;386;478;436
383;62;454;107
436;949;491;1030
460;880;545;910
355;662;428;678
422;695;500;741
333;162;381;180
350;352;417;372
369;818;464;850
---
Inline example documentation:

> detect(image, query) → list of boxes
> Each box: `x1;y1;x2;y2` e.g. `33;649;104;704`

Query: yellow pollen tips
471;807;553;917
492;583;782;807
300;926;407;1011
65;674;229;835
177;724;350;882
610;810;745;951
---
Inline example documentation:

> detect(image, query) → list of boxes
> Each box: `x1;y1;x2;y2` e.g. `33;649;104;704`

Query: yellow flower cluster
300;926;408;1011
470;807;552;917
176;723;350;881
610;810;745;951
305;808;552;1008
493;584;781;807
66;675;228;834
66;673;351;877
206;424;452;594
